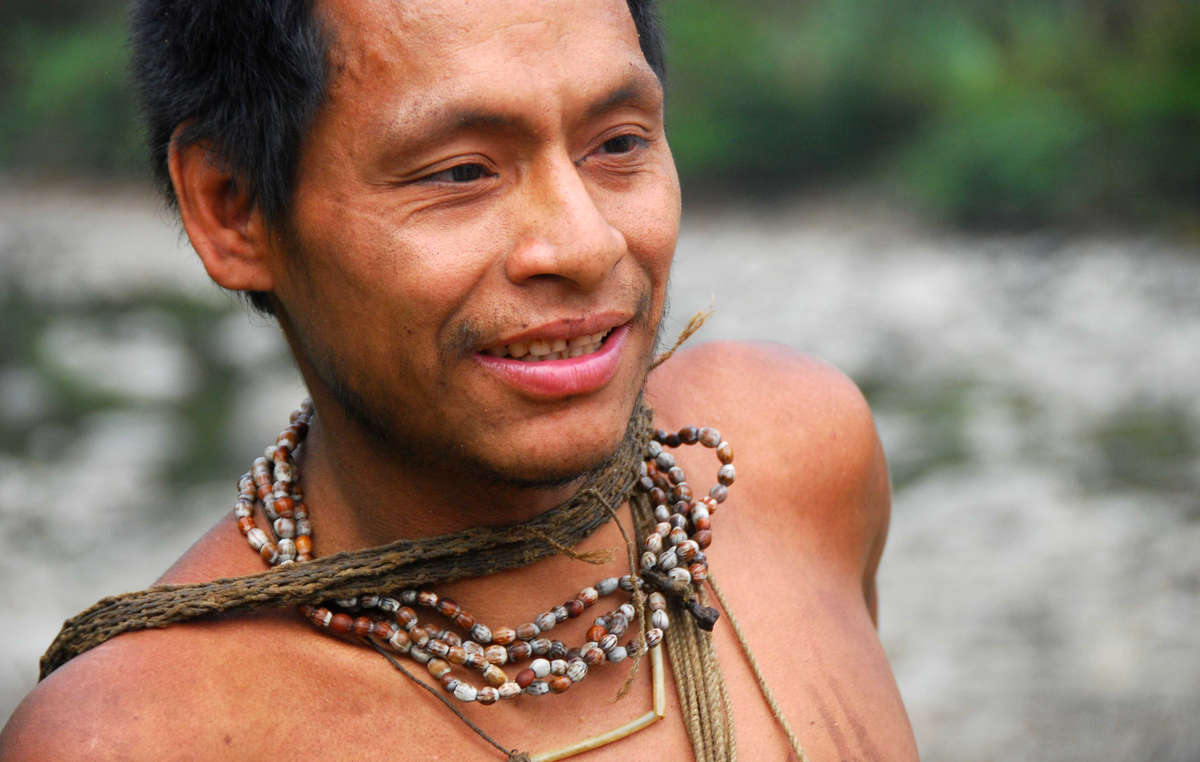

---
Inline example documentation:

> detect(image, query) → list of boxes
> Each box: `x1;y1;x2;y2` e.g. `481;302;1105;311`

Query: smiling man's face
267;0;680;484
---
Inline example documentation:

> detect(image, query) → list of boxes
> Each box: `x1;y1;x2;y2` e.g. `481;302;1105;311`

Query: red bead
586;625;607;643
236;517;256;535
516;669;535;688
273;496;295;517
564;600;585;618
352;616;373;636
329;613;353;634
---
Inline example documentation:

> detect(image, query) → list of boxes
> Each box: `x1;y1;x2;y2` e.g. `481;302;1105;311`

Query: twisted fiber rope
630;490;737;762
39;402;653;681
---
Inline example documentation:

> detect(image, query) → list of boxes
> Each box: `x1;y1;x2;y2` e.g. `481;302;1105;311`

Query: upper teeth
488;330;610;361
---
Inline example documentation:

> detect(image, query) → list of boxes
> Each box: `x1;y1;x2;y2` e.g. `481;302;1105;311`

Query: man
0;0;918;758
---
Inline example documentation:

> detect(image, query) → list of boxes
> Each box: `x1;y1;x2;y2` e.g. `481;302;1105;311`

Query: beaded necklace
232;400;736;742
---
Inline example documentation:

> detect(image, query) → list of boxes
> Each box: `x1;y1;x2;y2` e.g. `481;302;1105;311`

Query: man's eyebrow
385;74;663;156
584;75;664;121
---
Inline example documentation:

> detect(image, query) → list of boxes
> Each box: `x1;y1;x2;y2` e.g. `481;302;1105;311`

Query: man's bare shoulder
1;614;288;760
646;340;890;601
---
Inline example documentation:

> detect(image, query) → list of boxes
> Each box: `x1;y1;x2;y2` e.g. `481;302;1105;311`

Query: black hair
129;0;665;315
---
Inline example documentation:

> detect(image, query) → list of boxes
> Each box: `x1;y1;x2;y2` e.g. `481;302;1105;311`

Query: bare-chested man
1;1;918;759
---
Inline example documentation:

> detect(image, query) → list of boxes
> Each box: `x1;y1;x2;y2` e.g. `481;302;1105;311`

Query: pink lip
473;323;630;398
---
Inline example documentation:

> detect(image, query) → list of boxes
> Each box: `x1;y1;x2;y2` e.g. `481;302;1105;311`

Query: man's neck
295;410;592;554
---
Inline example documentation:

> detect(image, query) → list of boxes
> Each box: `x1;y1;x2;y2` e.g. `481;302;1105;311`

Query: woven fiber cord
39;402;653;680
629;490;737;762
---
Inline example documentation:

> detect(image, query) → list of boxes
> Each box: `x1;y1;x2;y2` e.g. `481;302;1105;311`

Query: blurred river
2;184;1198;760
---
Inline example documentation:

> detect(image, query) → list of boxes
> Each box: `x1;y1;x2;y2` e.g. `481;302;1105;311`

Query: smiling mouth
482;328;615;362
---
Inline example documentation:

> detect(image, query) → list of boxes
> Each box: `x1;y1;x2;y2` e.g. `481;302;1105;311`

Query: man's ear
168;129;275;294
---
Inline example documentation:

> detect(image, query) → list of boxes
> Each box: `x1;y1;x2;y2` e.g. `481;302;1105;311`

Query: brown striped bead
709;484;728;503
437;598;460;618
463;653;487;671
453;612;476;630
515;622;540;640
484;645;508;665
427;659;452;679
664;433;681;447
678;426;699;444
694;529;713;548
372;621;395;639
492;627;517;645
237;517;255;535
549;675;572;693
564;599;585;618
395;607;418;629
439;674;458;691
693;515;712;531
477;686;499;705
507;641;532;661
409;627;431;647
577;587;599;606
698;427;721;447
689;562;709;581
716;440;733;464
446;646;468;665
717;464;736;486
648;487;667;506
582;646;605;666
417;591;438;608
674;483;693;501
498;682;522;700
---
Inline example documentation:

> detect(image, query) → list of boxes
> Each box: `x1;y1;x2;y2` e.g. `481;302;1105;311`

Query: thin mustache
439;286;654;365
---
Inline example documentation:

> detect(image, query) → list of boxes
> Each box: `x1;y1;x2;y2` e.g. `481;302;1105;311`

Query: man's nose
504;154;626;292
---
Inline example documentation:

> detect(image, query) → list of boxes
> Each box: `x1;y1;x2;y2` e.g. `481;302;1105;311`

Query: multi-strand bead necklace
232;399;735;707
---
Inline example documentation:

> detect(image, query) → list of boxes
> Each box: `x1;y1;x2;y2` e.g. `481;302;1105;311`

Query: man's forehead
317;0;638;69
313;0;655;139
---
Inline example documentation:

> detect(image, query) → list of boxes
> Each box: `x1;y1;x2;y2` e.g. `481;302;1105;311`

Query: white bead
409;648;432;664
454;683;478;702
378;597;400;613
498;682;522;700
470;623;492;644
531;658;551;678
657;547;679;571
618;603;636;621
535;612;557;632
607;646;628;663
654;505;671;522
246;528;268;551
651;610;670;630
550;659;567;676
273;517;296;539
643;533;663;554
276;538;296;562
234;503;252;518
645;628;664;648
596;577;619;595
668;567;692;586
640;551;656;571
566;660;588;683
525;681;550;696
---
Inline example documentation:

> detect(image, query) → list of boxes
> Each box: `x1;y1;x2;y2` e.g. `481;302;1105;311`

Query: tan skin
0;1;918;759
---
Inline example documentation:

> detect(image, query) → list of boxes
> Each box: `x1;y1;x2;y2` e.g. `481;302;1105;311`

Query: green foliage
0;2;142;176
664;0;1200;227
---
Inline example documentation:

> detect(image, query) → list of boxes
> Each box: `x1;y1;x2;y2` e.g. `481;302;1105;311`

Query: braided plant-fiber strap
39;401;653;680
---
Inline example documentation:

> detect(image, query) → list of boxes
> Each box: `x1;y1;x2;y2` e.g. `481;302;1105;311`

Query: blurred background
1;0;1198;758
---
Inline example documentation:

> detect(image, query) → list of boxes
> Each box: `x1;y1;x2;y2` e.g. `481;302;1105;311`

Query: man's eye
425;163;491;183
598;134;647;155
